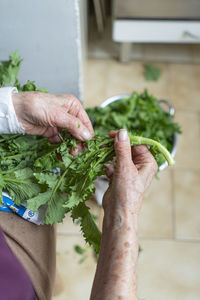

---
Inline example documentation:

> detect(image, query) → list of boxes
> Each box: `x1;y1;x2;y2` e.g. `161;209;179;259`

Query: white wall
0;0;83;98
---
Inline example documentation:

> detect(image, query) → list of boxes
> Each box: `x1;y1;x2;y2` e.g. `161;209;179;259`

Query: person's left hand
12;92;94;143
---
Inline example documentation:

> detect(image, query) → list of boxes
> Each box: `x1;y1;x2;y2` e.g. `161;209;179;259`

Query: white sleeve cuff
0;87;25;134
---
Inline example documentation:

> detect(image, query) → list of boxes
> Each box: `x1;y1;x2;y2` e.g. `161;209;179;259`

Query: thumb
114;129;137;174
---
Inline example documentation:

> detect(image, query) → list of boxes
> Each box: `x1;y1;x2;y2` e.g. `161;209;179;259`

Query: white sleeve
0;87;25;134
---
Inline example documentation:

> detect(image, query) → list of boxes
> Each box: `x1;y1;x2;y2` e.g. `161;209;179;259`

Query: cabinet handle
183;31;200;40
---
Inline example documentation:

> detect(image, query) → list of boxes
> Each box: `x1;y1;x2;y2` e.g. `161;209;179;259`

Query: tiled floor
53;58;200;300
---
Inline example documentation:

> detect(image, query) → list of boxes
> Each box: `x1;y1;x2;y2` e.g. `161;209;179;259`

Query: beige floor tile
53;235;97;300
98;207;104;232
105;59;144;97
174;170;200;240
57;199;101;235
139;170;173;239
168;64;200;112
86;198;101;217
56;213;81;235
138;239;200;300
84;58;178;110
105;59;170;101
83;58;108;108
173;111;200;169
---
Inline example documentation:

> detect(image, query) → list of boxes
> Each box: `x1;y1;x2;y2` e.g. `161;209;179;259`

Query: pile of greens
0;133;175;253
86;91;181;167
0;51;180;253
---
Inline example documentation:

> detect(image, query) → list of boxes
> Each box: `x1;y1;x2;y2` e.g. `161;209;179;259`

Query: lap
0;212;56;300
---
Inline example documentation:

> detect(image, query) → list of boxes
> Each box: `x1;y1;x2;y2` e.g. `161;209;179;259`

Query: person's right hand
103;129;158;226
90;129;158;300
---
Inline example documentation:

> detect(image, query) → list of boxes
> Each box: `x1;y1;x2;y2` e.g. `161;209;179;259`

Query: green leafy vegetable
0;50;47;92
0;132;175;253
0;51;22;86
0;51;180;254
144;63;161;81
74;244;98;264
75;245;86;255
86;90;181;167
74;245;92;264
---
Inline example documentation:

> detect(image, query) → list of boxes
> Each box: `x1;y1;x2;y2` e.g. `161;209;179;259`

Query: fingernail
82;129;92;140
118;129;128;142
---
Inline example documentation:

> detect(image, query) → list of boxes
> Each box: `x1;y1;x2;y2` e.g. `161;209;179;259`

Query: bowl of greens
86;90;181;171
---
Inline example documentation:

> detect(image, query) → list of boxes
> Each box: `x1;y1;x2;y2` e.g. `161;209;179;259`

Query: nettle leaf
21;80;48;93
26;190;52;212
72;203;101;254
22;80;37;91
14;167;33;178
5;180;40;206
0;50;22;86
4;167;41;205
62;155;73;168
45;192;67;224
144;63;161;81
74;245;86;255
33;172;58;189
34;151;58;171
64;191;83;209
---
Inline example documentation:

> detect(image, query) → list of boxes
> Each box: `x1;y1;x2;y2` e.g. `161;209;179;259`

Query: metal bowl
100;94;178;171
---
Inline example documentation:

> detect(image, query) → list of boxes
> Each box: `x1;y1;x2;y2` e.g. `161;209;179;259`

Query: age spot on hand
124;241;130;248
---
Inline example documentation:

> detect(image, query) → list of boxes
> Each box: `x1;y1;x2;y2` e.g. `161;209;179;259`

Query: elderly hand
12;92;94;143
90;129;158;300
103;129;158;224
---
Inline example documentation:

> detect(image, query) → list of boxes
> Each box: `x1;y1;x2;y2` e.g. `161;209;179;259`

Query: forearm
90;210;139;300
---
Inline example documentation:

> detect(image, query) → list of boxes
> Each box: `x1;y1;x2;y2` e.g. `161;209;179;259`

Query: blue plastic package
0;192;46;225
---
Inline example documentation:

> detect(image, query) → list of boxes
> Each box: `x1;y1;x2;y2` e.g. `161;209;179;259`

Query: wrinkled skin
90;129;157;300
12;92;94;143
103;130;158;222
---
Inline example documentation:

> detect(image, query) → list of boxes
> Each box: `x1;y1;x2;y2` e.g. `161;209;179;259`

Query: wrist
103;208;139;232
12;92;23;117
12;92;27;130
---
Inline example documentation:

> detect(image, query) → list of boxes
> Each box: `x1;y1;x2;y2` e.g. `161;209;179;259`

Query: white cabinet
112;0;200;62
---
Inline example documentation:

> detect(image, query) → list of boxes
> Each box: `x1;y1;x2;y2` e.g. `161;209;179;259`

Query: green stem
4;151;33;159
129;135;175;166
49;139;114;207
1;167;20;175
80;147;114;193
58;133;64;143
0;134;21;142
49;168;69;202
4;178;28;184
